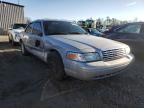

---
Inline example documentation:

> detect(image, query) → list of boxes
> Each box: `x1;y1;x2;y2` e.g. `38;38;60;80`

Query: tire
8;36;12;43
11;36;17;46
47;52;66;81
21;42;29;56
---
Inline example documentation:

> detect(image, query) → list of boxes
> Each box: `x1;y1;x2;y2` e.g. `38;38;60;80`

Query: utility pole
0;0;2;34
18;0;20;4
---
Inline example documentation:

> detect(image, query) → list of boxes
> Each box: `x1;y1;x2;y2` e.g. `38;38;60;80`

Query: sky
2;0;144;21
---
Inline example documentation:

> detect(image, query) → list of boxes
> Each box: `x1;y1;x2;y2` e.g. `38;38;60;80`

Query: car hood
50;35;129;52
13;29;25;33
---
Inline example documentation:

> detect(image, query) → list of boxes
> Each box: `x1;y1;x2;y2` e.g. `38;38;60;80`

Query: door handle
35;40;40;47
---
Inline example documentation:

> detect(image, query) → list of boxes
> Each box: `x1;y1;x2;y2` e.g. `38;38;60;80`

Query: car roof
114;22;144;30
124;22;144;25
33;19;72;22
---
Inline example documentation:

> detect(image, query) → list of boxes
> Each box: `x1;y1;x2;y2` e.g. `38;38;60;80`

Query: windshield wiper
49;32;69;35
49;32;88;35
68;32;87;34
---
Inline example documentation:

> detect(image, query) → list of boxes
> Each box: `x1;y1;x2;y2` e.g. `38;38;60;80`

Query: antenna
18;0;20;4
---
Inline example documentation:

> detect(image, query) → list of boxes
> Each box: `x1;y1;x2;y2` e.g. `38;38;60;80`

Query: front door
23;23;35;52
31;22;44;60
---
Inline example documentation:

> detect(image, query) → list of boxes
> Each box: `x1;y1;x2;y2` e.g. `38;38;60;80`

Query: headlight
125;47;131;54
66;52;101;62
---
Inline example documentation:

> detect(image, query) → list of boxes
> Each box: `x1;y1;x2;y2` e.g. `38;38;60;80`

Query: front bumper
65;54;134;80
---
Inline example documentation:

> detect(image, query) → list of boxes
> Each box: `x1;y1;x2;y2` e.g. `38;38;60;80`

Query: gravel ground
0;36;144;108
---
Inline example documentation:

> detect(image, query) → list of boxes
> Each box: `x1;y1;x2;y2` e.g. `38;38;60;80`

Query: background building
0;1;24;35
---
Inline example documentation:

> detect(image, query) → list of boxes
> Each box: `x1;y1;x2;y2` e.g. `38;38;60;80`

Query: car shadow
0;42;48;105
0;42;19;50
38;70;141;108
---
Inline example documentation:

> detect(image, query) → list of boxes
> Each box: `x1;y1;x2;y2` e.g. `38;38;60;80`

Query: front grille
102;48;126;61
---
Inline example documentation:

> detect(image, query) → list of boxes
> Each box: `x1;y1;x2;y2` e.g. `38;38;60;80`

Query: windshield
13;24;27;29
43;21;87;35
91;28;103;34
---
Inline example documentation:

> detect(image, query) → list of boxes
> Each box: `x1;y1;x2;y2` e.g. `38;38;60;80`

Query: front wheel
8;35;16;46
8;36;12;43
11;39;17;46
47;52;66;81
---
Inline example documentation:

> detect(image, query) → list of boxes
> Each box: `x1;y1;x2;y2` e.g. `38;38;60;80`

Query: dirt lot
0;36;144;108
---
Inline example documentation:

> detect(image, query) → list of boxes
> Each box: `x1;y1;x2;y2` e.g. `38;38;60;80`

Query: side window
118;24;141;34
32;22;43;36
25;23;34;33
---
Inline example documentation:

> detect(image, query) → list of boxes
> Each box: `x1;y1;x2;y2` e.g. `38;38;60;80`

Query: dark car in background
105;22;144;60
104;25;124;34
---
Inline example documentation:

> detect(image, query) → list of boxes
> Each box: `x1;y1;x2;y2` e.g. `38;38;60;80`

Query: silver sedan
20;19;134;80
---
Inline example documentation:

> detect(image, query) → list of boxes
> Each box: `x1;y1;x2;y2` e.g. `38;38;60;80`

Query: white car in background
8;23;27;45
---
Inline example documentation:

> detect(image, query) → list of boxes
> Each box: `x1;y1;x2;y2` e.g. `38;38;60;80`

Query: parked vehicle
97;28;109;33
85;19;94;28
20;19;134;80
104;25;126;34
8;23;27;45
83;28;104;37
105;22;144;60
77;21;86;28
